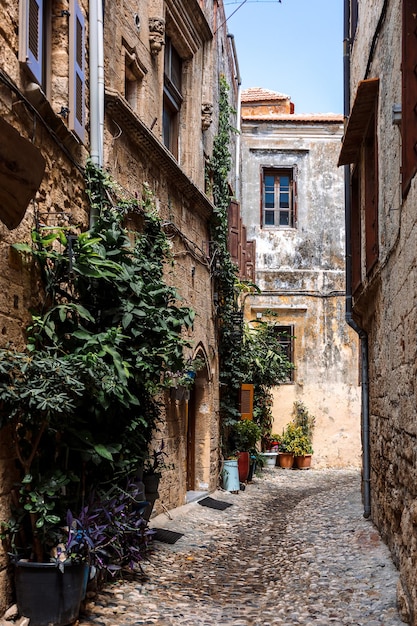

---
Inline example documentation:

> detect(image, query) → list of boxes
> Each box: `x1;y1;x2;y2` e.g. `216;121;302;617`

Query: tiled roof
241;87;290;102
241;113;344;122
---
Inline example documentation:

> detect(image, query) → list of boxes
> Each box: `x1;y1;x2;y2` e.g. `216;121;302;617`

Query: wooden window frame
163;37;183;159
261;168;296;228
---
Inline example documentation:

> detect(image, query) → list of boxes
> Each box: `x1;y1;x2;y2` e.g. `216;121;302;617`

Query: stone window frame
261;167;297;229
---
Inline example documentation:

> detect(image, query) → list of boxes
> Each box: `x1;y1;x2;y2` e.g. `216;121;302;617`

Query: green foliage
207;77;293;455
0;163;195;563
280;403;315;456
292;400;316;441
230;419;262;453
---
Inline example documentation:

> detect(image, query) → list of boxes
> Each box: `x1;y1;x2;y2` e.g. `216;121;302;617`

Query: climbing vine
208;77;293;452
0;162;196;525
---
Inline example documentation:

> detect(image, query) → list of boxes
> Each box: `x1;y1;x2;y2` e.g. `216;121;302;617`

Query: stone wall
0;0;238;608
347;0;417;621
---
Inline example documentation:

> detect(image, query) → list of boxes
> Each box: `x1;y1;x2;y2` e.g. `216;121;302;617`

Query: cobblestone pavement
78;468;404;626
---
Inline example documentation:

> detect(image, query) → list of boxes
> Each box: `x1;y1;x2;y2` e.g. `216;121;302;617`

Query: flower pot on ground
13;560;88;626
260;451;279;468
222;459;240;493
229;419;262;483
278;452;295;469
294;454;312;470
237;451;250;482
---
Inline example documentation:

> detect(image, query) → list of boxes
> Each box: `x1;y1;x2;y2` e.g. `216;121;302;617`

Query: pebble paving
78;468;405;626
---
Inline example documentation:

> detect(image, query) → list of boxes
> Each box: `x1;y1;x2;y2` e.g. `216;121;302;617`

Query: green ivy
0;163;196;558
208;77;293;453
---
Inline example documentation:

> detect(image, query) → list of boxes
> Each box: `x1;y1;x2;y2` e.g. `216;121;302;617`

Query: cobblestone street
78;469;404;626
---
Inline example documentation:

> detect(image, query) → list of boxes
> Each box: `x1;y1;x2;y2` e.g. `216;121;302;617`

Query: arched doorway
186;347;212;497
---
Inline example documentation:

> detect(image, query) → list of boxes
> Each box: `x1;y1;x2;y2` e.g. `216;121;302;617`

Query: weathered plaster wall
240;110;361;468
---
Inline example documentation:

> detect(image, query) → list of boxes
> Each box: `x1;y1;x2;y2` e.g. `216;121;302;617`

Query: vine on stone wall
208;77;293;452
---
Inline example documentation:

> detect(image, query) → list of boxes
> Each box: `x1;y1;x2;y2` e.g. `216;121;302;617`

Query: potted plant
0;165;196;623
277;423;298;469
230;420;262;482
291;401;315;469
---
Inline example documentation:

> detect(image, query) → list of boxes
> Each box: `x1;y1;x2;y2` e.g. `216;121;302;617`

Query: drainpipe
227;33;242;201
343;0;371;518
89;0;105;226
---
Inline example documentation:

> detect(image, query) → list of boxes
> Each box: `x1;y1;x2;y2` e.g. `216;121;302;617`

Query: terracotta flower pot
278;452;294;469
295;454;312;470
237;451;250;482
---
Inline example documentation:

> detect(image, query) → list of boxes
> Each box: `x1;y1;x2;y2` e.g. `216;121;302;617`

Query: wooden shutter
351;167;362;292
69;0;85;142
246;240;256;282
364;112;378;274
19;0;44;85
240;384;254;420
228;200;240;265
402;0;417;197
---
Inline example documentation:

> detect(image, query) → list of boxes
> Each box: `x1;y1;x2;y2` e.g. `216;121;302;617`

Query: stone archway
186;347;212;495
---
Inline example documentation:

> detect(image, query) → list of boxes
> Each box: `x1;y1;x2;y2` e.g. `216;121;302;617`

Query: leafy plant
292;400;316;441
0;163;195;567
230;420;262;453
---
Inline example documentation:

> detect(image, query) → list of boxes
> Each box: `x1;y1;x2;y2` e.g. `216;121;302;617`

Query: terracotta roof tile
241;87;290;102
241;113;344;123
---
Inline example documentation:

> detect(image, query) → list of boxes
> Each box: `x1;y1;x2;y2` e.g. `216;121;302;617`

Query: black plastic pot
14;560;88;626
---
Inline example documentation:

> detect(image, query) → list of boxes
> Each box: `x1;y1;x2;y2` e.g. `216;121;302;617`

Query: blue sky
224;0;344;114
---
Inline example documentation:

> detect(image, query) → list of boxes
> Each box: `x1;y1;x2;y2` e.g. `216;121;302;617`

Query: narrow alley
78;469;403;626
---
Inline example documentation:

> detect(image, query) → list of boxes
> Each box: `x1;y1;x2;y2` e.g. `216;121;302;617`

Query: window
163;37;182;159
402;0;417;197
19;0;86;142
19;0;50;88
69;0;85;141
276;325;294;383
364;111;378;274
262;169;295;227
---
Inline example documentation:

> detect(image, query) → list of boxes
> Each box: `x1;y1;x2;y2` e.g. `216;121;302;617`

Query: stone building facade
340;0;417;621
240;88;361;468
0;0;240;610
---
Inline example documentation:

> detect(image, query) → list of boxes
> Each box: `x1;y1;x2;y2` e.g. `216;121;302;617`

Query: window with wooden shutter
402;0;417;197
364;111;378;274
69;0;85;142
227;200;240;265
240;384;254;420
19;0;44;85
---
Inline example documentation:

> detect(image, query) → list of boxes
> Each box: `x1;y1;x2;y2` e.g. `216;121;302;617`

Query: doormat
151;528;184;544
197;497;233;511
